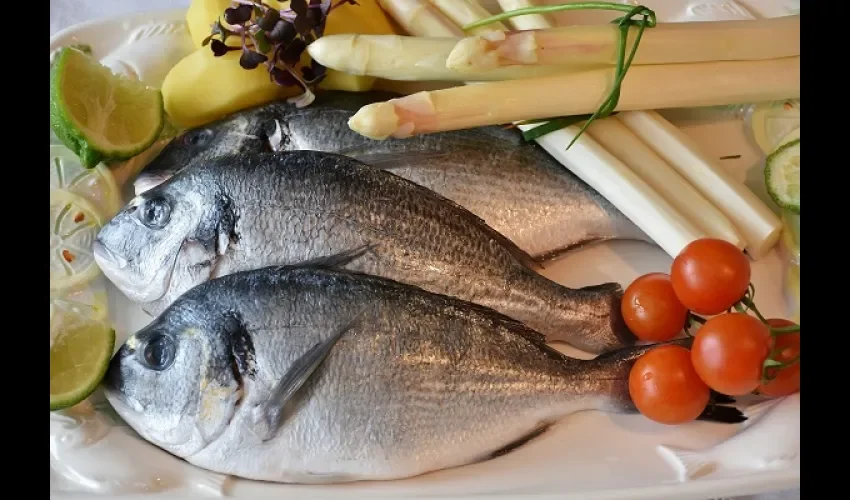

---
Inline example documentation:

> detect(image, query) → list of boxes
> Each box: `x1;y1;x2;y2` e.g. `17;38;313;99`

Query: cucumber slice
765;138;800;214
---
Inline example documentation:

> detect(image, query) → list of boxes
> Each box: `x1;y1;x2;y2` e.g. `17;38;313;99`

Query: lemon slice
746;99;800;155
50;144;122;218
50;317;115;411
50;190;104;293
50;47;165;169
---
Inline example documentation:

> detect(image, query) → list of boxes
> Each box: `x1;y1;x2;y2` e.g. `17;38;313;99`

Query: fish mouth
92;238;181;305
92;239;128;270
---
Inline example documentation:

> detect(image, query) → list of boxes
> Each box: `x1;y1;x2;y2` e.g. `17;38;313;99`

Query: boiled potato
168;0;399;127
161;48;297;128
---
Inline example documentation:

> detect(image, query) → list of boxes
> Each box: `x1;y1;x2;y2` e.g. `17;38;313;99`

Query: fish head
134;91;399;194
135;109;272;195
94;174;229;308
103;306;242;458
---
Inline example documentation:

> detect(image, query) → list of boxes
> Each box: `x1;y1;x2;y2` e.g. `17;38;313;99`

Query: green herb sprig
464;2;657;148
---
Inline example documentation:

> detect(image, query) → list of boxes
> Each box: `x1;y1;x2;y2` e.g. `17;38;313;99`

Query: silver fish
94;151;632;354
104;264;737;484
135;91;650;260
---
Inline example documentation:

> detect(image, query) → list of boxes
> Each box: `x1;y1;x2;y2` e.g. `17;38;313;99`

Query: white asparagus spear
447;15;800;72
377;0;711;258
306;34;594;82
586;118;746;248
617;111;782;259
522;123;709;258
498;2;715;258
497;0;554;30
377;0;463;37
427;0;508;34
347;56;800;139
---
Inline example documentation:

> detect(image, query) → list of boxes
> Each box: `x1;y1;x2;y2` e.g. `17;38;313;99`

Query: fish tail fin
188;470;230;497
577;340;690;414
580;340;746;425
542;280;636;354
655;445;715;482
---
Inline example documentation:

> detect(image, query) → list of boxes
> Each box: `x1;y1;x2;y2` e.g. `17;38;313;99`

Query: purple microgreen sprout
203;0;359;108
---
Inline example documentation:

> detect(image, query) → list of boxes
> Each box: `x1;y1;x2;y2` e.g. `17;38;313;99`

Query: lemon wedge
50;47;165;168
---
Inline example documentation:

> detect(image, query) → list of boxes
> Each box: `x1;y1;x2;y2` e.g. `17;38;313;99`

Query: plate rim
49;8;800;500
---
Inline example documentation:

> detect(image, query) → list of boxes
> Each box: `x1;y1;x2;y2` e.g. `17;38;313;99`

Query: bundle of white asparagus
308;0;790;259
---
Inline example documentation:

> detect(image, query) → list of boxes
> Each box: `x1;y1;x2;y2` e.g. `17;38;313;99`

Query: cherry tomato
670;238;751;315
621;273;689;342
629;344;710;425
758;318;800;397
691;313;771;396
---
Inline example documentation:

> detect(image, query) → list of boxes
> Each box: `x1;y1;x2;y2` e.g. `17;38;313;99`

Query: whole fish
656;393;800;482
135;91;650;260
95;152;634;353
104;264;739;484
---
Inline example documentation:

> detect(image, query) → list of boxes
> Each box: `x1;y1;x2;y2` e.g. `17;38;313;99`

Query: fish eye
183;129;214;147
139;197;171;229
139;332;176;371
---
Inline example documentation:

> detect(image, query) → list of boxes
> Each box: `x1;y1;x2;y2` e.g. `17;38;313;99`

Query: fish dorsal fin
276;245;375;273
250;312;364;441
338;148;457;171
389;181;543;272
333;149;543;271
434;197;543;272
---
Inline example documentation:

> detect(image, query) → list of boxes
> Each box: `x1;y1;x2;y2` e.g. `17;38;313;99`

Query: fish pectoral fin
266;119;286;152
279;245;376;272
253;312;364;441
214;196;237;257
655;445;716;482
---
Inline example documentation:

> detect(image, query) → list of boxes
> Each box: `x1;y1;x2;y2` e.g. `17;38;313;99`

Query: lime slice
764;138;800;214
51;286;110;348
50;318;115;411
50;190;104;293
746;99;800;155
50;144;122;218
50;46;165;169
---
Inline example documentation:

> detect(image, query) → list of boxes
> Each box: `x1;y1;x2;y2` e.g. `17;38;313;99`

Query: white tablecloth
49;1;799;499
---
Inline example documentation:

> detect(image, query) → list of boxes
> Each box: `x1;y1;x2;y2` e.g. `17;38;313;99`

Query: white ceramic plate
50;4;800;500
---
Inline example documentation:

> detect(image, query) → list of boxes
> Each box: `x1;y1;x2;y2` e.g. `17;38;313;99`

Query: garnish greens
464;2;657;148
203;0;358;107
